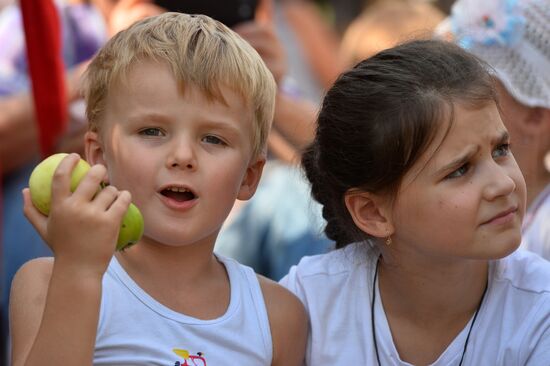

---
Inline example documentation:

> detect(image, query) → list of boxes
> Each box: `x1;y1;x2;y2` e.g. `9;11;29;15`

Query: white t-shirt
280;244;550;365
94;255;272;365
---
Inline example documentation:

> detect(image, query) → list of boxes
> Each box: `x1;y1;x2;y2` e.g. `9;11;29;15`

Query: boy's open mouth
161;187;196;202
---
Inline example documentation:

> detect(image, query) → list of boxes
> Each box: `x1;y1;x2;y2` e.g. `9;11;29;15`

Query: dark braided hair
302;40;497;248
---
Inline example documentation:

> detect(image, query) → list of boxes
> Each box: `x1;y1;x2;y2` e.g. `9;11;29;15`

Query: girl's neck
378;252;488;325
376;253;488;365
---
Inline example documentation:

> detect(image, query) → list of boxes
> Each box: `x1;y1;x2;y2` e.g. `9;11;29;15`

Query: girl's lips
482;207;518;225
158;192;198;211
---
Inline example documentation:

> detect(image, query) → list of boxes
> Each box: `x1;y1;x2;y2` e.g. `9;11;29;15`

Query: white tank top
94;255;273;365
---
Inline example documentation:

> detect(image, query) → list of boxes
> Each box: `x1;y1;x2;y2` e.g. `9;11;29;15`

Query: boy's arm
10;153;131;366
9;258;104;366
259;276;308;366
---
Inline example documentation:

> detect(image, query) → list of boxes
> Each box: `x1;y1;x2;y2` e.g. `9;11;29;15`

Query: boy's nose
167;139;197;171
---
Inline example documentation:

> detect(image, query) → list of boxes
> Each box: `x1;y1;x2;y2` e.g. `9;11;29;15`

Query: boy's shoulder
257;274;307;366
257;274;306;315
9;257;54;364
10;257;54;311
11;256;54;293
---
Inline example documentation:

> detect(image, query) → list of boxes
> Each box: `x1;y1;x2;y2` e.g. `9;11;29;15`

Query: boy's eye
492;143;511;159
202;135;226;145
139;128;164;137
446;163;470;179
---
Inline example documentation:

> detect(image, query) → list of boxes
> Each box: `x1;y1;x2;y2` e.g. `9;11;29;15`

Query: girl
441;0;550;260
280;39;550;365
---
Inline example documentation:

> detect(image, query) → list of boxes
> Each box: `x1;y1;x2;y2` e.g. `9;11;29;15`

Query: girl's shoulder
287;243;375;278
279;242;377;296
492;249;550;294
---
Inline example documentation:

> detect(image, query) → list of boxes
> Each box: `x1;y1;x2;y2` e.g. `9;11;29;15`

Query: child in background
339;0;445;67
439;0;550;260
281;40;550;365
9;13;306;366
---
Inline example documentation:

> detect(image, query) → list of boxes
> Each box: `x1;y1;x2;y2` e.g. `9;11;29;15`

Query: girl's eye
202;135;226;145
446;163;470;179
139;128;164;137
492;143;511;159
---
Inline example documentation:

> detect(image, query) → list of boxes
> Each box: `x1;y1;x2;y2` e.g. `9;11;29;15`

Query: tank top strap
217;255;273;360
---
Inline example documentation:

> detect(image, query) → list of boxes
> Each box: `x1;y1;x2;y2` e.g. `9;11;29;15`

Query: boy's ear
84;131;107;167
237;156;266;201
344;190;394;239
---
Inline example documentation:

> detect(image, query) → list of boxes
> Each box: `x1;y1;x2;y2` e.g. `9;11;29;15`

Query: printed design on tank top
172;348;207;366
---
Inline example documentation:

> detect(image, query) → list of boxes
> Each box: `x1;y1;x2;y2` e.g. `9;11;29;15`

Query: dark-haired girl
280;40;550;365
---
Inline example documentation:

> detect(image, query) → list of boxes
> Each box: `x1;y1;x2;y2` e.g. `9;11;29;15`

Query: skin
494;81;550;207
346;101;526;364
9;60;307;366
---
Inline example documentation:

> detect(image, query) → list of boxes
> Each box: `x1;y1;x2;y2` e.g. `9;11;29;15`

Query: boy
9;12;307;365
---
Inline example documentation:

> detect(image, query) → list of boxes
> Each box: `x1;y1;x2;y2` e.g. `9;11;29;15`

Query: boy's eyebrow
434;130;509;177
126;112;170;124
199;119;243;136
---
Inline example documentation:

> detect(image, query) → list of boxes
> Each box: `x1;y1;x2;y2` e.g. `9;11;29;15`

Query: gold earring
385;236;392;246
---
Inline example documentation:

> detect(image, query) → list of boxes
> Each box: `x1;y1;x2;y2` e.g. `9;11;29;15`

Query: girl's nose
483;162;517;201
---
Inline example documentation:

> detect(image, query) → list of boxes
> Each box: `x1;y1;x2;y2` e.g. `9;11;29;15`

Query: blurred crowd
1;0;548;363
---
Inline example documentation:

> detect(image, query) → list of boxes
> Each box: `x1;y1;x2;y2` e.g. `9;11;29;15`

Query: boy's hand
22;153;131;277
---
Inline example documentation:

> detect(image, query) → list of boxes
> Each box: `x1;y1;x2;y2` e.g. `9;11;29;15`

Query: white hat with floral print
437;0;550;108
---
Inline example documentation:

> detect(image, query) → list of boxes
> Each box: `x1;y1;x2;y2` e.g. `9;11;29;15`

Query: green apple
116;203;144;251
28;153;144;251
29;153;91;215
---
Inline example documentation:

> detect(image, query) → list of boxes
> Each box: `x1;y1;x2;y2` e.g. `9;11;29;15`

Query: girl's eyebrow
435;145;478;176
434;130;509;177
493;130;510;146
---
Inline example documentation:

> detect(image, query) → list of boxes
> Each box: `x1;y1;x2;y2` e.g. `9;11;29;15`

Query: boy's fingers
93;185;120;211
50;153;81;201
108;191;132;219
22;188;48;241
71;164;107;201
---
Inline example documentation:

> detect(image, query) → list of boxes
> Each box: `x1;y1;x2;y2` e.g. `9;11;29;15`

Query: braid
302;143;357;248
301;40;497;250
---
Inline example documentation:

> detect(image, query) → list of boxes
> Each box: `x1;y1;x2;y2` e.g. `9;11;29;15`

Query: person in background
0;0;109;356
438;0;550;259
339;0;445;67
281;39;550;365
216;0;340;281
10;12;306;365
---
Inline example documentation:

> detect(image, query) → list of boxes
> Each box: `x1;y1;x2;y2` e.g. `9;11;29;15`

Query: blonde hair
340;0;445;66
83;12;276;158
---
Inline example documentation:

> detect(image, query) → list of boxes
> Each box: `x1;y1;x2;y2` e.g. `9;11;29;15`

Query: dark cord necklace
371;259;488;366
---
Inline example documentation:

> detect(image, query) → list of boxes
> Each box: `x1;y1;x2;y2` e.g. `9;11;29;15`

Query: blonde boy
10;13;306;365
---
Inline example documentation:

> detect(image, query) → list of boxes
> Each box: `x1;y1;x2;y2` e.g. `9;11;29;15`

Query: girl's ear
84;131;106;168
237;156;266;201
344;190;394;239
